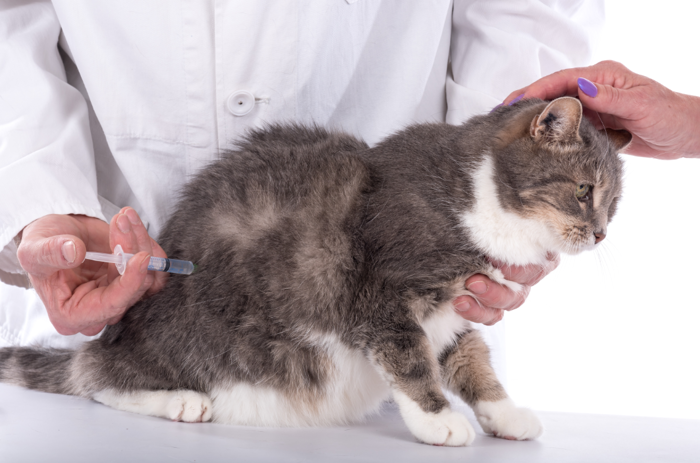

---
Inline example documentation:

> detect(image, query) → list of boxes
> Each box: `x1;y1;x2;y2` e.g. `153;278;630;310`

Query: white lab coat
0;0;603;381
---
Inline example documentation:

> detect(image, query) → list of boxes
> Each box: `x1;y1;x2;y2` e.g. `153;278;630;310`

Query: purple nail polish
578;77;598;97
507;93;524;106
490;103;503;113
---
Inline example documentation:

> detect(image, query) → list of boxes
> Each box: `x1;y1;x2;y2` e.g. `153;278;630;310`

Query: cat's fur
0;97;630;446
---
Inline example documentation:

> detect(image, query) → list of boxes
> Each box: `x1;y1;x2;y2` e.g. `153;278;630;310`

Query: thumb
17;235;87;276
576;77;638;122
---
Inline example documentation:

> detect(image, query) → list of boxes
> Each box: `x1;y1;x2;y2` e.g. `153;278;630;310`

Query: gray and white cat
0;97;629;446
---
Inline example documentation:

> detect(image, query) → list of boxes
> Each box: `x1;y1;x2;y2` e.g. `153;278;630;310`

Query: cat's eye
575;184;591;201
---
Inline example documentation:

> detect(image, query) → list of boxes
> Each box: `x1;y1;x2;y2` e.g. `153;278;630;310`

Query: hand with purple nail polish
503;60;700;160
453;254;560;325
16;209;168;336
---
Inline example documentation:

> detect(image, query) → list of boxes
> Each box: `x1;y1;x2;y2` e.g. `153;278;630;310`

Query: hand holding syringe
84;245;196;275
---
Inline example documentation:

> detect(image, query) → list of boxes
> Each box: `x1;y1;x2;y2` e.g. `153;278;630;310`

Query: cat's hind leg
93;389;213;423
440;328;543;440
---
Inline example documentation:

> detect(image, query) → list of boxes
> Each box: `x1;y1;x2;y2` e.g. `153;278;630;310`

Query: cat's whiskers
594;237;617;283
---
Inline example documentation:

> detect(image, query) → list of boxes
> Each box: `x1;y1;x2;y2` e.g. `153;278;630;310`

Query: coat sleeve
0;0;106;284
447;0;605;124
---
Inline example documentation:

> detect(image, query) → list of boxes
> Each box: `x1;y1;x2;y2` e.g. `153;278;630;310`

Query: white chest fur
459;155;556;267
422;305;471;355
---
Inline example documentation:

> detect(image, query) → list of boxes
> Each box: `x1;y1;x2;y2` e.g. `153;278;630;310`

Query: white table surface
1;383;698;463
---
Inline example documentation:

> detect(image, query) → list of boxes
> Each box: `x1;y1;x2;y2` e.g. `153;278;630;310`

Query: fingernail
507;93;524;106
467;280;488;295
490;103;503;113
125;208;141;226
578;77;598;97
62;240;76;264
117;214;131;234
455;300;471;312
140;254;151;274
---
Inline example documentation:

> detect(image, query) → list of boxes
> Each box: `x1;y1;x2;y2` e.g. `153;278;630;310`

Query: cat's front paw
405;408;476;446
166;391;213;423
473;398;543;440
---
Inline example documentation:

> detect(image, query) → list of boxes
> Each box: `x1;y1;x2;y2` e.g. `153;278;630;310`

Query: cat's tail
0;346;77;395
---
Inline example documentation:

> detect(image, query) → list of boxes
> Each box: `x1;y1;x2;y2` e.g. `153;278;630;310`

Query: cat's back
160;124;372;261
143;125;375;341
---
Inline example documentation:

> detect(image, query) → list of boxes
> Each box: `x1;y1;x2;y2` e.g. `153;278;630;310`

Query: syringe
83;245;196;275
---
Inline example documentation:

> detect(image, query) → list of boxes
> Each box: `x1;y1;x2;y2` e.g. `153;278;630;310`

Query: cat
0;97;630;446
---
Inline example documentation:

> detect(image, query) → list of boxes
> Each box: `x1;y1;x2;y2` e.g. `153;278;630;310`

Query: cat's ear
529;97;583;144
604;128;633;152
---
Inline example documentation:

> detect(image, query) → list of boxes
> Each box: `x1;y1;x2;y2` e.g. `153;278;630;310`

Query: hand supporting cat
457;253;560;325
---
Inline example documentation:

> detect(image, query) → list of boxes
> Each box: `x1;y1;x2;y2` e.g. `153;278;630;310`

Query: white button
226;91;255;116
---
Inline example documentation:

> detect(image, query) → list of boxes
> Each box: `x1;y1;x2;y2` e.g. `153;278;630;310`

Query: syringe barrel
148;257;195;275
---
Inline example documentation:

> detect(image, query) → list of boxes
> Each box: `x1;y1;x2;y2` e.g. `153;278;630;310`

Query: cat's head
488;97;630;255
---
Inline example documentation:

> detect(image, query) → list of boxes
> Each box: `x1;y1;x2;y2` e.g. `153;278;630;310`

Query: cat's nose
594;232;606;244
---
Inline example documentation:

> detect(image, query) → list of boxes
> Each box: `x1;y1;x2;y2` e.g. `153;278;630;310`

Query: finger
46;252;150;336
493;262;541;286
503;87;527;105
575;78;644;124
128;210;169;294
107;213;130;281
108;209;151;280
121;208;167;259
104;313;125;326
504;61;642;106
128;213;169;295
492;253;560;286
66;251;152;330
110;210;144;255
109;208;167;293
123;207;155;254
17;235;87;277
582;108;623;131
145;238;169;296
453;295;504;325
102;251;154;312
40;277;100;336
464;274;526;311
504;68;585;104
509;61;624;103
80;323;107;337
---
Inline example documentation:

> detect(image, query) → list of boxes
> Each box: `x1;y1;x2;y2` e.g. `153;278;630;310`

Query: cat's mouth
559;226;598;255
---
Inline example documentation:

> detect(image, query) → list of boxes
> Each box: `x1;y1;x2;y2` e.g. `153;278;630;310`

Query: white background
506;1;700;420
